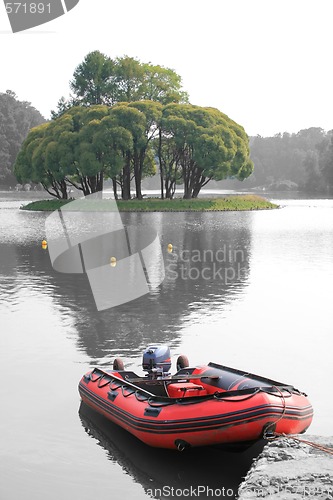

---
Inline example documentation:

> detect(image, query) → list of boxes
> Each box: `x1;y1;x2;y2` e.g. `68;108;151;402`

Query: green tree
14;122;70;198
70;51;115;106
0;90;45;185
16;102;253;200
159;104;253;198
108;101;163;199
140;63;189;104
75;110;133;195
112;56;145;103
50;96;77;120
52;51;188;117
154;130;182;199
107;104;147;199
127;101;162;198
14;106;132;198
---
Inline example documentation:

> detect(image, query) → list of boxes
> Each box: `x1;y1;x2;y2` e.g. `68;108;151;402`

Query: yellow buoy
41;239;48;249
167;243;173;253
110;256;117;267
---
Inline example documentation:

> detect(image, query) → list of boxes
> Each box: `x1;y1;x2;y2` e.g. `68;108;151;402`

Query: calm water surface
0;192;332;500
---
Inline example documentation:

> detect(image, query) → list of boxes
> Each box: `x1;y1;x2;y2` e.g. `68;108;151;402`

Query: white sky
1;0;332;137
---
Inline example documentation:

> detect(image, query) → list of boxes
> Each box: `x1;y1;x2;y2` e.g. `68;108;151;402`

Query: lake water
1;192;332;500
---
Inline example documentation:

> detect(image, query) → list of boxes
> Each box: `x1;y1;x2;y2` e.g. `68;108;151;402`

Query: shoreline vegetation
21;195;278;212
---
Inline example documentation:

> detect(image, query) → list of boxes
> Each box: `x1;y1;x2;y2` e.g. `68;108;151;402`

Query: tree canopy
248;127;333;192
0;90;45;185
15;102;253;199
15;106;133;198
52;51;189;118
157;104;253;198
14;50;254;198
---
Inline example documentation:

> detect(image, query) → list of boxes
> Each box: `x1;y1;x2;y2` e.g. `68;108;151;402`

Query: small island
11;54;278;214
21;194;278;212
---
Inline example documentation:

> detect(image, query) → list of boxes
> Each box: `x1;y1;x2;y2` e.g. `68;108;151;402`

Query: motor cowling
142;345;171;376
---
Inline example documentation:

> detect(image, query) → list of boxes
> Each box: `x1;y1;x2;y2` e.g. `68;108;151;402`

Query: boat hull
78;364;313;450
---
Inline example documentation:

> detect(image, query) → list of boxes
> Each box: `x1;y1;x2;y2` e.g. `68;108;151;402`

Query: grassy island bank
21;195;278;212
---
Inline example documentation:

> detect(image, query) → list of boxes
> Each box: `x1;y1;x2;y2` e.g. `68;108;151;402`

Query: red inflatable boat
78;345;313;450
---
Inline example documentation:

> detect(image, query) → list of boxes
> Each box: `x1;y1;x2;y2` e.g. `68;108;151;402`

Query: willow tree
106;105;146;199
72;108;133;195
158;104;254;198
125;101;162;199
15;101;253;200
14;106;133;198
14;122;70;199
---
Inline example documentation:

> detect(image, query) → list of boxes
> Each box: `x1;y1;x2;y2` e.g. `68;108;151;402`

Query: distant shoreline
20;195;278;212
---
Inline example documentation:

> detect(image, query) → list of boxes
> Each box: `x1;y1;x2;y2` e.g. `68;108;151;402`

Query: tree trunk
60;179;68;199
183;168;191;198
122;154;131;200
97;171;104;192
158;129;164;199
134;152;142;199
191;185;201;198
66;177;83;192
81;176;91;196
42;183;60;199
112;177;118;200
88;176;97;193
191;174;211;198
165;179;176;199
135;172;142;199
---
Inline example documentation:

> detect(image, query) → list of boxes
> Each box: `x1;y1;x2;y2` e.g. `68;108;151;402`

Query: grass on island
118;195;278;211
21;195;278;212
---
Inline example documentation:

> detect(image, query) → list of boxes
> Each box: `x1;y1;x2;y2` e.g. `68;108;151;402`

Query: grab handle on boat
175;439;190;452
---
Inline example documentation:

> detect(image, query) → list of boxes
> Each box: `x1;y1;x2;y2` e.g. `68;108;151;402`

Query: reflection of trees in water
79;402;265;500
0;244;18;276
161;211;251;296
12;211;252;364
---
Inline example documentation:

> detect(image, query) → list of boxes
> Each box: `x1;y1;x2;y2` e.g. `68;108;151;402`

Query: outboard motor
142;345;171;378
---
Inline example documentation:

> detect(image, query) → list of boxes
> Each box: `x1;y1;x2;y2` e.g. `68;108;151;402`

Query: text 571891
5;3;51;14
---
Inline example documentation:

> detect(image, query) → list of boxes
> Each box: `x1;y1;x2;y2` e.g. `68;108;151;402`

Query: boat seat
167;382;207;398
132;380;169;397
